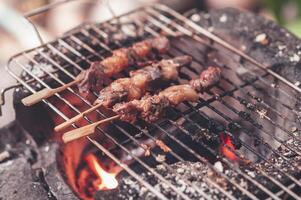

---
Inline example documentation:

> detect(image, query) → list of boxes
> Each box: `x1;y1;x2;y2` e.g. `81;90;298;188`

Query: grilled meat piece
190;66;222;92
94;78;142;108
130;56;191;90
113;66;222;123
76;63;109;98
160;85;199;105
113;94;170;123
77;36;170;97
94;56;192;107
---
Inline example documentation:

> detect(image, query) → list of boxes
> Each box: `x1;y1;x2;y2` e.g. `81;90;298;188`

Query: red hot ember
220;132;238;162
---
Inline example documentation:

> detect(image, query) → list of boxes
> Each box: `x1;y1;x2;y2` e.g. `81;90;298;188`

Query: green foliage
287;19;301;36
263;0;286;25
263;0;301;36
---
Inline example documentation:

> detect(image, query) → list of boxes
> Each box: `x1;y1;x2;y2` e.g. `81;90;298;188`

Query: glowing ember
220;133;238;161
85;154;118;190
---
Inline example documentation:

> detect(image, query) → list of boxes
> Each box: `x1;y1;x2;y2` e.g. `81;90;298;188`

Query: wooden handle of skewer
62;115;120;143
54;103;103;132
21;79;80;106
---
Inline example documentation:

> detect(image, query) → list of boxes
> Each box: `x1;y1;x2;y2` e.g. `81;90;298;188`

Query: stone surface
190;7;301;93
0;122;78;200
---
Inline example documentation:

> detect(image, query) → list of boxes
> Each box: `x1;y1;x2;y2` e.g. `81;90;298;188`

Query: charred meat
94;56;192;107
190;65;222;91
113;66;222;123
77;36;170;97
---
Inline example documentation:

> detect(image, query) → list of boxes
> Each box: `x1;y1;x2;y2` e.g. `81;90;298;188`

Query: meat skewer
22;36;170;106
114;66;221;123
55;56;192;132
62;66;222;143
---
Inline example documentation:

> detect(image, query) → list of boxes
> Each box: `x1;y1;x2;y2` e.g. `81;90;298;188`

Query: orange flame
85;154;118;190
220;133;238;161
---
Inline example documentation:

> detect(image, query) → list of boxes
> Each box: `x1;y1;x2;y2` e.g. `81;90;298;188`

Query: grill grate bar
151;5;301;93
47;36;211;199
87;22;283;199
221;77;301;142
46;24;227;199
45;19;276;199
135;24;295;199
137;11;301;197
46;43;87;71
68;35;103;58
14;57;174;200
87;137;170;200
215;87;301;156
15;31;190;200
167;37;300;157
21;18;296;200
245;86;301;122
93;125;193;200
37;49;77;79
77;25;238;199
142;7;301;157
159;116;274;199
87;21;298;199
12;59;84;116
140;11;301;191
199;103;301;197
144;7;301;106
183;48;301;191
57;39;94;64
176;70;301;197
154;123;260;199
267;182;300;200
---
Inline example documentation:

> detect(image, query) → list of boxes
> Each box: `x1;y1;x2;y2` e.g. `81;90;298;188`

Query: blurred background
0;0;300;126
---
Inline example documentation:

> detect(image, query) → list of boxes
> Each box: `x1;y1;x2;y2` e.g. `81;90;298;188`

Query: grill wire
6;4;301;200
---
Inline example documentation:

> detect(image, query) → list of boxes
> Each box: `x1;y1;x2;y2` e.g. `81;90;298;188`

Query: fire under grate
5;4;301;200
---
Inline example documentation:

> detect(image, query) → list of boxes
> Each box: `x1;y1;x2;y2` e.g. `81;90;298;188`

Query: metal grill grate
6;4;301;200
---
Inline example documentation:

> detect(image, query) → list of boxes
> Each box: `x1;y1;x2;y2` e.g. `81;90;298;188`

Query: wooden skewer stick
22;79;81;106
54;103;103;132
62;115;120;143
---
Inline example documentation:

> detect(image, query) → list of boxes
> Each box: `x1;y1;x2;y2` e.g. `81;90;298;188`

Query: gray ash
95;161;230;200
222;140;301;199
253;139;301;184
94;139;301;200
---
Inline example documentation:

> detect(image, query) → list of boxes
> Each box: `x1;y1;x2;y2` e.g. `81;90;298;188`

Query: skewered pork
94;56;192;107
113;66;222;123
76;36;170;97
54;55;191;132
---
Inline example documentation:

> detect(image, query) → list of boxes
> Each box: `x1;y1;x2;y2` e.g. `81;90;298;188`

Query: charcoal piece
0;122;79;200
0;122;53;200
0;121;26;151
0;157;50;200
